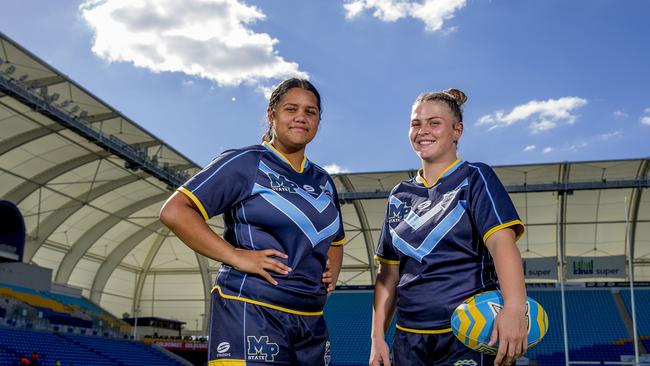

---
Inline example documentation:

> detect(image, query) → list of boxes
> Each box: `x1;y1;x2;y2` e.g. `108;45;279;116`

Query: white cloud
529;120;557;134
641;108;650;126
613;110;628;119
441;26;459;36
323;164;350;175
599;131;622;140
641;116;650;126
539;142;588;155
257;84;276;100
523;145;536;152
567;142;588;152
344;0;467;32
476;97;587;133
80;0;307;86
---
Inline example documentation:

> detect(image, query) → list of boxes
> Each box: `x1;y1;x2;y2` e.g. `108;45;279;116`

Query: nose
417;126;431;135
293;111;307;123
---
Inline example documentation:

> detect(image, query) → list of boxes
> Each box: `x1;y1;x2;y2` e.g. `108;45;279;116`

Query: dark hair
263;78;322;142
413;88;467;123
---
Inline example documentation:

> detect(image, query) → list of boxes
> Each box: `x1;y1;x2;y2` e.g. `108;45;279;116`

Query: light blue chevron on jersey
252;183;340;246
390;200;468;262
258;161;334;213
399;178;468;231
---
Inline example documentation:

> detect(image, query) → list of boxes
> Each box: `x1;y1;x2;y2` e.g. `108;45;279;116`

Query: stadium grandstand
1;30;650;366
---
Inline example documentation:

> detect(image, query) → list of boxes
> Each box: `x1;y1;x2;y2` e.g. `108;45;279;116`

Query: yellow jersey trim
212;285;323;316
177;187;209;221
263;141;307;173
374;255;400;265
208;359;245;366
417;158;462;188
331;237;346;246
396;324;452;334
482;219;525;244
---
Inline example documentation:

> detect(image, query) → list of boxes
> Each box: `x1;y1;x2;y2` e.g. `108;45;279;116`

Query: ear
453;121;464;142
267;107;274;123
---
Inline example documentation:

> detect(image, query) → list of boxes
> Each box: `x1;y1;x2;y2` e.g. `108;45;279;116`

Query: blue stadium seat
0;328;184;366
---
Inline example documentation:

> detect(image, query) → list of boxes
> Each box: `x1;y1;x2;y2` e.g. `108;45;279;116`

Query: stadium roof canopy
1;32;650;332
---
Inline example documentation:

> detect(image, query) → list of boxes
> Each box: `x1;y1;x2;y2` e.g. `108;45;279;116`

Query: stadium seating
0;281;129;335
325;292;374;366
0;327;185;366
619;289;650;336
537;342;636;366
525;290;629;360
61;334;185;366
323;289;636;365
0;286;645;365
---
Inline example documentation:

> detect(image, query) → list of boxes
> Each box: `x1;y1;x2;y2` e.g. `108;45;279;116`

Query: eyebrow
282;102;317;109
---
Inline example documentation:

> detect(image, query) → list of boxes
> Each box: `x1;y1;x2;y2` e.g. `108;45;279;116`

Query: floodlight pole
625;197;640;365
133;307;140;340
557;190;570;366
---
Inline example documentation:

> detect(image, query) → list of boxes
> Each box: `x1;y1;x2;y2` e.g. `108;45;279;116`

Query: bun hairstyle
262;78;322;142
414;88;467;123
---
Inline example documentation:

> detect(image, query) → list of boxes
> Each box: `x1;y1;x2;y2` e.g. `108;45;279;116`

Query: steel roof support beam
337;178;650;201
338;176;376;283
0;74;188;187
195;254;212;332
132;229;167;315
24;174;146;261
91;221;163;304
0;124;66;155
55;193;169;283
5;151;110;205
629;159;649;271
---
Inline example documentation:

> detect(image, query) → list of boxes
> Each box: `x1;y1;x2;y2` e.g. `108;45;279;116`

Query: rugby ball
450;291;548;355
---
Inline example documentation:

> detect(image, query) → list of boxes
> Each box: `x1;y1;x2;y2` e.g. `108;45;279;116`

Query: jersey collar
416;158;464;188
262;141;309;173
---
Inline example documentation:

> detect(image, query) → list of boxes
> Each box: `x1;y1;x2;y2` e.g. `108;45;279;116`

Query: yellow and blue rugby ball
451;291;548;355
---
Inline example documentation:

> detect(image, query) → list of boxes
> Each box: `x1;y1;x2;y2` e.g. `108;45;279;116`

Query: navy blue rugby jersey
178;141;345;315
375;159;524;332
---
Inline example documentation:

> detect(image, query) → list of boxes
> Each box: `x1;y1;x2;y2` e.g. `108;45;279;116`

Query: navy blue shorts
208;291;331;365
392;329;495;366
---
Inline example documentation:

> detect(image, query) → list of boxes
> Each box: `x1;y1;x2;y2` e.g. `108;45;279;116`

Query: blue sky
2;0;649;173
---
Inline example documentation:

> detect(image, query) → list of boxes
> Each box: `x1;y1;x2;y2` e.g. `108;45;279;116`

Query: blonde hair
413;88;467;123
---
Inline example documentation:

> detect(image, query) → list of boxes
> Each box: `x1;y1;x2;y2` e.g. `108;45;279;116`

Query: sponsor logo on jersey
217;342;230;353
303;184;315;193
215;341;231;357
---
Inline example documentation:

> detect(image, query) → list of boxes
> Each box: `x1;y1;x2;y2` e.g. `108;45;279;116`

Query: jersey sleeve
468;163;525;244
177;149;259;220
374;196;400;265
329;178;346;246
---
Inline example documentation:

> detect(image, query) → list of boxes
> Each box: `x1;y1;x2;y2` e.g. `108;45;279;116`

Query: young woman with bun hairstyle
370;89;527;366
161;78;344;365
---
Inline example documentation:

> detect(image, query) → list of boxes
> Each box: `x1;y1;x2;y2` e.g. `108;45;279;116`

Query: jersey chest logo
252;161;340;246
389;178;468;262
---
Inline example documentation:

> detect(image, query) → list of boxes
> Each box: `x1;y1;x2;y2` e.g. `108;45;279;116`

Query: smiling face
409;100;463;163
267;87;320;153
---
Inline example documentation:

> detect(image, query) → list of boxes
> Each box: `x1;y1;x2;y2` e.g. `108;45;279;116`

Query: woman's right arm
369;262;400;366
159;191;291;285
